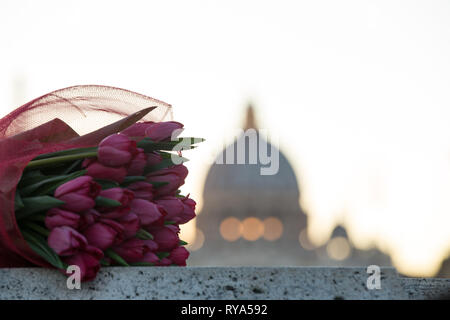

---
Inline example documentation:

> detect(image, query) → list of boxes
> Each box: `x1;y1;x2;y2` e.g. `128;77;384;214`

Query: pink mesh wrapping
0;85;171;267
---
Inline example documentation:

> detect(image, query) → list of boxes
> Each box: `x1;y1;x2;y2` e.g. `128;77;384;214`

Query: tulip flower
83;159;128;183
140;251;159;265
127;181;155;200
79;209;101;229
118;213;140;238
45;208;80;230
47;226;87;256
169;246;190;266
156;257;173;266
121;121;184;142
142;239;159;252
112;238;149;263
146;226;179;251
63;245;103;282
166;224;181;234
146;164;188;196
97;134;137;167
127;148;147;176
146;152;163;167
83;219;124;250
99;188;134;209
155;196;196;224
54;176;100;212
130;199;165;226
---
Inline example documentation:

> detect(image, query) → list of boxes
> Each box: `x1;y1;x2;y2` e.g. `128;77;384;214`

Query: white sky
1;0;450;276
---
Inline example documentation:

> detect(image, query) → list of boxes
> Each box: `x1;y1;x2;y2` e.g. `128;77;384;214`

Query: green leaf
21;229;65;269
136;229;153;240
100;258;111;266
121;176;147;187
147;181;169;189
95;179;119;190
143;156;189;175
20;170;86;197
26;151;98;170
156;252;170;260
22;221;50;237
33;147;98;160
105;249;130;266
164;220;176;225
18;170;47;187
35;170;87;196
95;196;121;208
60;159;83;175
16;196;65;220
15;192;24;211
179;240;188;246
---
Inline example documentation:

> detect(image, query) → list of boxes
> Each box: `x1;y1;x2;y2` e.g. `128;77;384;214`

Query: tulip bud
168;246;190;266
144;121;184;142
98;134;137;167
54;176;100;212
127;148;147;176
146;226;179;252
83;159;128;183
79;209;101;229
156;257;173;266
127;181;155;200
140;251;159;264
146;165;188;196
130;199;165;226
112;238;148;263
47;226;87;256
45;208;80;230
83;219;124;250
63;245;103;282
146;152;163;167
118;213;140;238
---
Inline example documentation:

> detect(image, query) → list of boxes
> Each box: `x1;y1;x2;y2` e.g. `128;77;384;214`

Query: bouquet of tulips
0;85;203;281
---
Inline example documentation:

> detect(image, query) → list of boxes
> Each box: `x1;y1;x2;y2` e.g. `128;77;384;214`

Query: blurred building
189;105;392;267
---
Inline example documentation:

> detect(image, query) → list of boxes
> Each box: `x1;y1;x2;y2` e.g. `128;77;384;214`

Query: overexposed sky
1;0;450;276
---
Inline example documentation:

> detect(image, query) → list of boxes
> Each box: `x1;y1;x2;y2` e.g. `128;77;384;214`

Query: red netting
0;85;172;267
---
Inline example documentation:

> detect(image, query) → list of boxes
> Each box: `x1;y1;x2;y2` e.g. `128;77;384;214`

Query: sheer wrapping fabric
0;85;171;267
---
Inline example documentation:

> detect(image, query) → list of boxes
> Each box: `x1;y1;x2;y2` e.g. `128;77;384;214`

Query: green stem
26;152;98;170
22;221;50;237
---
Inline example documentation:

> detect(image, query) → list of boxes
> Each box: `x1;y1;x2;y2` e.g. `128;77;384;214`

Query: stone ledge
0;267;448;300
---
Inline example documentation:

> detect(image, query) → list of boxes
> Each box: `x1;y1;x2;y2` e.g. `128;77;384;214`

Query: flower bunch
15;121;203;281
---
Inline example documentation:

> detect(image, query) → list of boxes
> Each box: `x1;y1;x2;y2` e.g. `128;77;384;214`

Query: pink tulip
156;257;173;266
83;219;124;250
146;165;188;196
146;226;179;252
179;196;196;224
127;148;147;176
47;226;87;256
79;209;101;229
112;238;148;263
96;188;134;220
169;246;190;266
166;224;181;234
99;188;134;208
121;121;184;142
45;208;80;230
144;121;184;142
130;199;165;226
118;213;140;238
54;176;100;212
154;196;183;222
127;181;155;200
83;159;128;183
121;122;155;139
97;134;137;167
63;246;103;282
147;152;163;167
140;252;159;265
142;239;159;252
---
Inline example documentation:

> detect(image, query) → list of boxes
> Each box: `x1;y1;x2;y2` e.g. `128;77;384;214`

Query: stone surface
0;267;448;300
